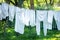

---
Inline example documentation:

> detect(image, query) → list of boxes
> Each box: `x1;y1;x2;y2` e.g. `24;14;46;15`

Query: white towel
0;5;2;20
1;2;9;19
9;5;15;22
36;10;48;36
29;10;35;27
15;7;25;34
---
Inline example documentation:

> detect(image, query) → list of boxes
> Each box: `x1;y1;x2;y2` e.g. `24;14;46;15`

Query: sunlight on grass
50;38;57;40
11;36;16;39
7;29;11;32
55;34;60;37
6;28;14;33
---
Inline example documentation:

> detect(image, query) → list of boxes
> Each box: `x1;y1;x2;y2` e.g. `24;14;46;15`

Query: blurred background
0;0;60;40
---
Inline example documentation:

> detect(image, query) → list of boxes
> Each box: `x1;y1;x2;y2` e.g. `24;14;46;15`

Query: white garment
47;10;54;30
9;5;15;22
0;5;2;20
36;19;40;35
15;7;25;34
55;11;60;30
36;10;48;36
48;10;58;30
1;2;9;19
29;10;35;26
24;9;30;26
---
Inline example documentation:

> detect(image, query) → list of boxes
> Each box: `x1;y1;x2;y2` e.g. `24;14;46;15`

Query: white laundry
55;11;60;30
0;5;2;20
47;10;54;30
36;19;40;35
29;10;35;27
24;9;30;26
9;5;15;22
15;7;25;34
1;2;9;19
36;10;48;36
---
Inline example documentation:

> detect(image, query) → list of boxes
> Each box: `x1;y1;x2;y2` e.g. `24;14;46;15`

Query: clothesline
0;2;60;36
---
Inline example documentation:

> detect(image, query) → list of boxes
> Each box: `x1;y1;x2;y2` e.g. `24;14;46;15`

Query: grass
0;20;60;40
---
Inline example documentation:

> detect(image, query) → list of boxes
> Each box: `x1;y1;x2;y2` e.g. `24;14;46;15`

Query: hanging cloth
55;11;60;30
47;10;54;30
15;7;25;34
9;5;15;22
24;9;30;26
1;2;9;19
36;10;48;36
29;10;35;27
0;5;2;20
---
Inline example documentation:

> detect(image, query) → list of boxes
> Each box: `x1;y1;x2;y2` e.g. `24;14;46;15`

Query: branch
10;1;15;5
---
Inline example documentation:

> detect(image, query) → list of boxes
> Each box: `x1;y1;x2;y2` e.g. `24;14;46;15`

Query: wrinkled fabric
36;10;48;36
1;2;9;19
36;19;40;35
0;5;2;20
23;9;30;26
55;11;60;30
15;7;25;34
47;10;54;30
9;5;15;22
48;10;58;30
29;10;35;27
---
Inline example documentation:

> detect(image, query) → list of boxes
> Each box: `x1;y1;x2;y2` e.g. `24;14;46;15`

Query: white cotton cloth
55;11;60;30
48;10;60;30
29;10;35;27
9;5;15;22
47;10;54;30
0;5;2;20
15;7;25;34
1;2;9;19
36;19;40;35
24;9;30;26
36;10;48;36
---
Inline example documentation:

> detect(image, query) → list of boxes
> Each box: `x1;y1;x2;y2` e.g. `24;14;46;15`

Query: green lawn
0;21;60;40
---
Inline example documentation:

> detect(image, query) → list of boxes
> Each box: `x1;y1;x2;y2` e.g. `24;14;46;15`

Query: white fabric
36;10;48;36
29;10;35;26
1;3;9;19
9;5;15;22
36;19;40;35
0;5;2;20
57;21;60;30
48;10;58;30
47;10;54;30
43;18;48;36
23;9;30;26
15;7;25;34
55;11;60;30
